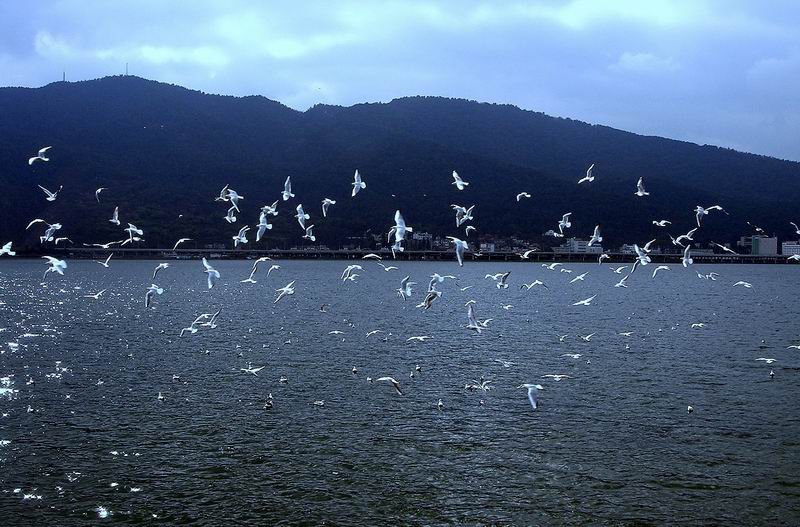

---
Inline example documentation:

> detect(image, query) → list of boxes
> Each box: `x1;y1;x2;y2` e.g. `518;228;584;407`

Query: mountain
0;75;797;252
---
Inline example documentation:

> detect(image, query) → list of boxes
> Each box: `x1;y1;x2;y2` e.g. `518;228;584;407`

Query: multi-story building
782;240;800;256
751;236;778;255
554;238;603;254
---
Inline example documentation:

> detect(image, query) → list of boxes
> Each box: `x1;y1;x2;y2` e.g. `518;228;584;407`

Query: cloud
1;1;799;160
609;52;680;73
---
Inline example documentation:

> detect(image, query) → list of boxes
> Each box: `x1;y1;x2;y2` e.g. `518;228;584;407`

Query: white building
752;236;778;255
782;240;800;256
554;238;602;254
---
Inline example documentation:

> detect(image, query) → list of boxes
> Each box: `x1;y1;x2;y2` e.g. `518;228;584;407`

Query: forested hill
0;75;797;251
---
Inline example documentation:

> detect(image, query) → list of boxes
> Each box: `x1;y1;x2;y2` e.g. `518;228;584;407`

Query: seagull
438;399;444;411
232;226;250;247
202;258;220;289
226;189;244;210
561;353;581;359
302;225;316;242
542;374;571;381
274;281;296;304
37;184;62;202
241;257;273;283
54;237;72;245
26;218;62;243
755;358;776;364
282;176;295;201
790;222;800;236
516;192;531;201
397;276;415;300
695;205;726;227
579;333;596;342
635;177;649;196
255;211;273;242
0;242;15;256
152;263;169;280
241;363;265;376
215;184;230;202
375;377;403;395
416;289;442;310
28;146;52;165
485;272;511;289
377;262;398;271
144;284;164;308
109;207;120;226
710;242;738;255
518;249;538;259
652;220;671;227
124;223;144;242
172;238;192;250
464;225;477;236
558;213;572;233
96;253;113;268
407;336;432;342
788;255;800;262
682;245;693;267
295;204;310;230
351;169;366;197
652;265;670;279
542;263;562;271
733;281;753;288
95;187;107;202
466;303;482;333
690;323;706;328
588;225;602;246
634;244;651;266
362;253;382;260
569;272;588;283
389;210;414;255
598;253;610;264
614;275;629;288
577;163;594;184
517;384;544;411
687;406;693;414
446;237;469;266
453;204;475;227
611;265;628;274
521;280;548;290
572;294;597;306
341;264;362;282
83;289;107;300
674;228;698;246
321;198;336;217
262;200;279;217
451;170;469;190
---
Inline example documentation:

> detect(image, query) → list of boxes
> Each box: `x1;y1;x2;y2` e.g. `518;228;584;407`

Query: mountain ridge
0;75;796;251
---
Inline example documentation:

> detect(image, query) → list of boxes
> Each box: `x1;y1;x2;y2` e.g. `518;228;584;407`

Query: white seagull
577;163;594;184
588;225;602;246
274;281;296;304
202;258;221;289
232;225;250;247
322;198;336;217
0;242;15;256
572;294;597;306
109;207;120;226
652;265;670;279
695;205;726;227
447;237;469;266
28;146;52;165
144;284;164;308
351;169;366;197
517;383;544;411
282;176;295;201
375;376;403;395
96;253;113;268
451;170;469;190
635;177;649;196
37;184;62;202
152;263;169;280
295;204;310;230
516;192;531;202
172;238;192;250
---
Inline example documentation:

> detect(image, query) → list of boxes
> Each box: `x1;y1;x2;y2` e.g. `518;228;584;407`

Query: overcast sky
1;0;798;160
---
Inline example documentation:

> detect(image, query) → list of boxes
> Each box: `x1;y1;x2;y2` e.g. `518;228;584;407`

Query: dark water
1;259;799;525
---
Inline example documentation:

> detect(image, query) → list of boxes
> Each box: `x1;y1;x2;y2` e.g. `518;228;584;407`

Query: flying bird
577;163;594;184
28;146;52;165
517;383;544;411
37;184;62;202
588;225;602;246
375;376;403;395
516;192;531;202
635;177;649;196
144;284;164;308
172;238;192;250
202;258;221;289
351;170;366;197
446;237;469;266
282;176;295;201
322;198;336;217
451;170;469;190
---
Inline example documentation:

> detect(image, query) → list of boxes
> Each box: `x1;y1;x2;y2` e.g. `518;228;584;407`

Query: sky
1;0;799;161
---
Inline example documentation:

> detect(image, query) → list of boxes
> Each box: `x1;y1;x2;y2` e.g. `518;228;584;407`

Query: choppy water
1;259;799;525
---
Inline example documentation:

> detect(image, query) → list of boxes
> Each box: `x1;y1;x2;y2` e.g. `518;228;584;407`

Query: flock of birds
3;148;800;418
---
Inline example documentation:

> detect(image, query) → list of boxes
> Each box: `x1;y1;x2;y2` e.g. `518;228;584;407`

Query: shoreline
3;247;796;265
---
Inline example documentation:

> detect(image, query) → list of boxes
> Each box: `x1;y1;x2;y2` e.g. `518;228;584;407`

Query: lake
1;259;799;525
